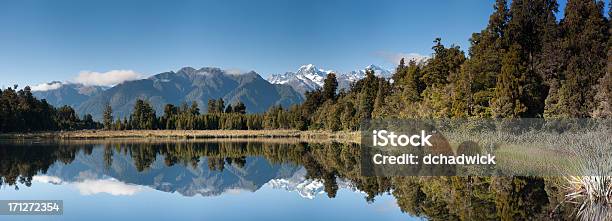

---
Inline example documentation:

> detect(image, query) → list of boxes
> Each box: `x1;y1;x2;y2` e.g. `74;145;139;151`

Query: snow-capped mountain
267;64;335;95
338;64;392;89
344;64;392;81
267;64;393;95
266;168;357;199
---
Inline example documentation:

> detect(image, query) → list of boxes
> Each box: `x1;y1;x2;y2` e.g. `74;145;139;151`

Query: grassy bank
0;129;361;143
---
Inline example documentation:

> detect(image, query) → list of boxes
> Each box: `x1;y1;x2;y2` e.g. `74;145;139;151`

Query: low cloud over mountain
74;70;143;86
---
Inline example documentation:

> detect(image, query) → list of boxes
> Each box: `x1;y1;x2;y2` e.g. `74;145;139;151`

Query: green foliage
0;86;100;132
422;38;466;88
103;103;113;130
224;104;233;113
233;101;246;114
457;0;509;117
7;0;611;133
553;0;609;118
416;39;466;118
378;0;609;120
129;99;157;129
491;45;527;118
322;73;338;101
504;0;559;118
592;71;611;118
207;98;226;114
403;60;426;102
358;69;379;123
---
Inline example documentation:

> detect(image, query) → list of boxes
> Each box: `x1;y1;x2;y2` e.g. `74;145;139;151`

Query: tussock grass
443;124;611;219
565;176;611;221
0;129;360;143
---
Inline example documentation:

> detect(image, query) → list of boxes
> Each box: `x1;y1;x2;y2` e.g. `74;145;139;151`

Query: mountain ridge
267;64;393;95
31;64;394;119
34;67;304;120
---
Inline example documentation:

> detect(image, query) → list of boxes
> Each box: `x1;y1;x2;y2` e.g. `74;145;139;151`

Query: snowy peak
265;168;357;199
267;64;393;95
295;64;334;87
345;64;392;81
267;64;335;94
365;64;392;76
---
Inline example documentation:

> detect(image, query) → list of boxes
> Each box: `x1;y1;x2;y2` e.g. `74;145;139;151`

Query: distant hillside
80;67;303;119
43;147;301;197
32;82;106;108
33;67;303;120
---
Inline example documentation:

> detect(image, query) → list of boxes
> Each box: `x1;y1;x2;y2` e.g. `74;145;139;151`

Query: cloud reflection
34;175;144;196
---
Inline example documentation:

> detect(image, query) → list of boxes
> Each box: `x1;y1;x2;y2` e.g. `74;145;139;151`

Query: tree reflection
0;141;593;220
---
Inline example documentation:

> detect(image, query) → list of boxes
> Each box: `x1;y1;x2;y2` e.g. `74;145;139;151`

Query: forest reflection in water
0;139;606;220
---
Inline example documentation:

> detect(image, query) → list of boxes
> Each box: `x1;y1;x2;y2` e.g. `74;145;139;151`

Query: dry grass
0;129;361;143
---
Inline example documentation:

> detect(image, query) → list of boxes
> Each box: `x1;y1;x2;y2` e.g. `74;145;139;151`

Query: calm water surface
0;140;583;220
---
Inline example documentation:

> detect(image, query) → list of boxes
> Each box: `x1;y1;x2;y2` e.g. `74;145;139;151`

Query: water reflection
0;140;605;220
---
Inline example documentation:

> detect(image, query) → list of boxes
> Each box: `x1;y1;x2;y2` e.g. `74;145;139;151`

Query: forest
1;0;611;133
0;86;99;132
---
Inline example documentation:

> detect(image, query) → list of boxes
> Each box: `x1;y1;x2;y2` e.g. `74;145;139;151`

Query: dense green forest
1;0;611;133
0;86;99;132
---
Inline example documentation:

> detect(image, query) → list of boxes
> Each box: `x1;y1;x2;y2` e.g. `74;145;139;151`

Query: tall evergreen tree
322;73;338;101
56;105;80;130
301;89;324;119
103;103;113;130
592;2;612;118
190;101;200;115
207;99;217;113
233;101;247;114
419;38;466;118
505;0;559;117
491;45;527;118
225;104;233;113
421;38;465;87
592;71;611;118
130;99;157;129
554;0;608;117
461;0;510;117
392;58;407;83
358;69;378;123
216;98;225;113
372;79;388;117
403;60;425;102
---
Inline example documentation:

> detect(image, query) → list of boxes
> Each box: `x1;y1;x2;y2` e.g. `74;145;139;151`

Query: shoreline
0;129;361;143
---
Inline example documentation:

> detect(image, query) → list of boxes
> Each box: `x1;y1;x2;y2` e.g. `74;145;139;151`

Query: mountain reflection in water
0;140;602;220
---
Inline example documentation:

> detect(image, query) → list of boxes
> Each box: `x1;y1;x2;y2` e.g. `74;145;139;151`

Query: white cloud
33;175;63;184
31;82;63;92
375;51;430;65
74;70;142;86
74;178;143;196
34;175;144;196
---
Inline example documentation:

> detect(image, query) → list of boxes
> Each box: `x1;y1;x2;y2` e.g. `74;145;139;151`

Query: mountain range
267;64;393;94
32;65;392;120
34;67;303;120
31;82;107;108
35;147;358;199
39;147;302;197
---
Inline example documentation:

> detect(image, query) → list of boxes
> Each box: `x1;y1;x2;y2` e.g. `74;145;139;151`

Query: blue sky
0;0;606;88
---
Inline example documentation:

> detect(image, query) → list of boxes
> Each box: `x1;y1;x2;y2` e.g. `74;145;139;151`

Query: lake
0;139;600;220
